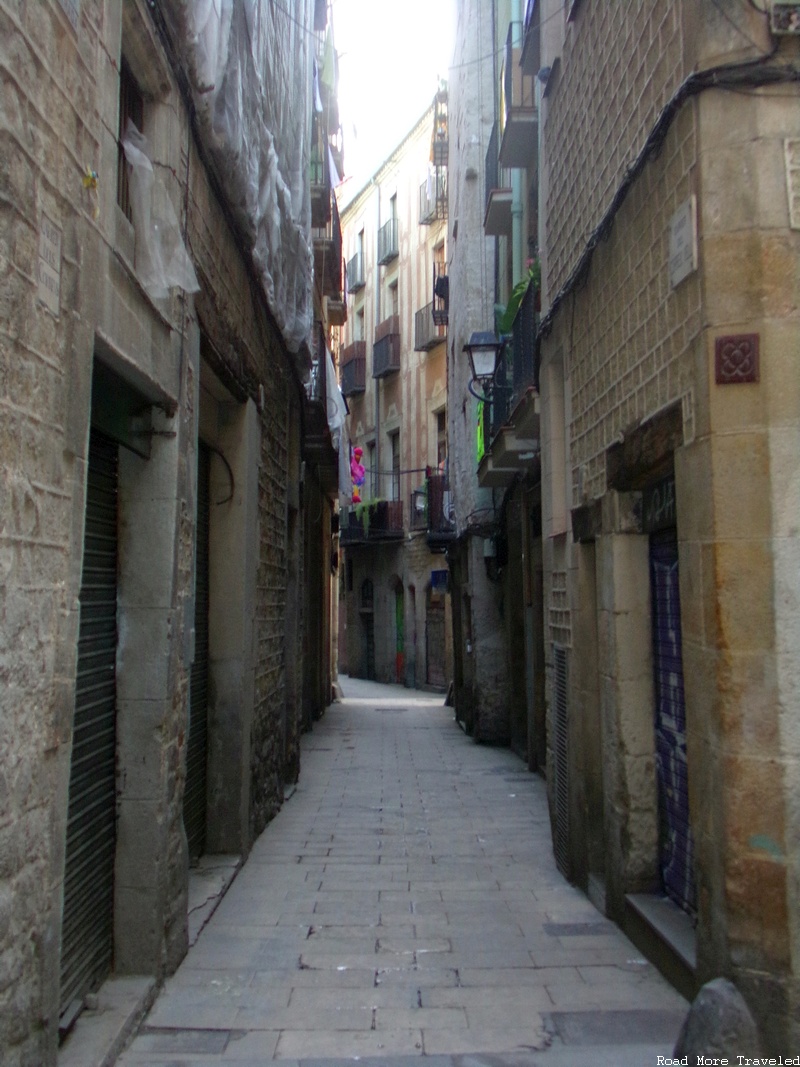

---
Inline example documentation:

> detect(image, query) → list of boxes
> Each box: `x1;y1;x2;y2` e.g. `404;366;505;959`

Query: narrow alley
112;678;687;1066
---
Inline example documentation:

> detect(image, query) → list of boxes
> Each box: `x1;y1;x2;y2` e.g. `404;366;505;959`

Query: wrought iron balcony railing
486;280;539;442
427;472;456;548
312;192;343;298
432;87;448;167
304;319;327;405
410;487;428;531
339;500;404;544
499;21;538;169
377;217;399;265
485;121;499;216
372;315;400;377
345;251;365;292
433;259;448;325
414;302;446;351
419;173;447;224
510;275;539;398
521;0;541;74
310;142;331;228
340;341;366;397
484;121;512;235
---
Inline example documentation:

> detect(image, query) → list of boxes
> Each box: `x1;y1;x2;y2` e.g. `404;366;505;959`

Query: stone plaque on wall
715;334;759;385
668;196;697;289
784;138;800;229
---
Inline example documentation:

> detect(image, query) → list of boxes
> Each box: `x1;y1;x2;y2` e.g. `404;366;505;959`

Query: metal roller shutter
184;442;210;859
650;529;696;916
60;430;119;1017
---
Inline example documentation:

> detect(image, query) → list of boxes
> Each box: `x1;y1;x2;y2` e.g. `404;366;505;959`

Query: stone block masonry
252;383;293;839
0;1;314;1063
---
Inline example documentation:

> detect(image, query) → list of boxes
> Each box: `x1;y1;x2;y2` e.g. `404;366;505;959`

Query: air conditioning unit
771;1;800;33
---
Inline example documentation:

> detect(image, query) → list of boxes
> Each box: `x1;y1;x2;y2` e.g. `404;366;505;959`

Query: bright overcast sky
332;0;455;199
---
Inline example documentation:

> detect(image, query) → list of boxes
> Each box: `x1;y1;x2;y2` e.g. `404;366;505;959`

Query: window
117;59;144;222
436;410;447;469
389;193;397;220
389;431;400;502
355;308;364;341
389;280;398;317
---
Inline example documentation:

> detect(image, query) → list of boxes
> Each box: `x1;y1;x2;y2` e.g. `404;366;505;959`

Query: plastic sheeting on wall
162;0;314;356
121;122;200;302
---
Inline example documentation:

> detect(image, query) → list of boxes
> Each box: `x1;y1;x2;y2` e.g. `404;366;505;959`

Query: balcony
484;121;512;236
326;295;347;327
310;141;331;228
426;472;456;551
477;281;541;489
414;303;446;351
339;499;404;545
419;173;447;224
340;340;366;397
433;259;448;325
377;217;399;265
303;320;339;495
372;314;400;377
313;192;343;299
410;486;428;531
432;86;448;167
346;251;365;292
498;22;538;170
520;0;541;75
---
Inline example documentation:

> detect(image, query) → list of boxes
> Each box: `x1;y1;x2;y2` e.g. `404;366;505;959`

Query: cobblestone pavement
116;676;688;1067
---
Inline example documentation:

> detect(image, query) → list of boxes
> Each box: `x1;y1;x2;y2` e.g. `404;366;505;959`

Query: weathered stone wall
1;3;109;1061
539;0;800;1049
0;1;310;1062
446;0;511;739
543;2;690;296
252;377;292;838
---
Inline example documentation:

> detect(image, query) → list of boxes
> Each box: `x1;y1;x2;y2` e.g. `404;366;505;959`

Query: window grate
117;59;144;223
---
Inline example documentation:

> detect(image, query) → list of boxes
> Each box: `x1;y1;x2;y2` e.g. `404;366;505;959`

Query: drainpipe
510;1;524;286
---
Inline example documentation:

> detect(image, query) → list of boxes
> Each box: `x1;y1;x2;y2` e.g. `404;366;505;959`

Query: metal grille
426;595;447;689
117;60;143;223
650;530;696;916
184;443;210;860
553;644;569;876
61;431;118;1016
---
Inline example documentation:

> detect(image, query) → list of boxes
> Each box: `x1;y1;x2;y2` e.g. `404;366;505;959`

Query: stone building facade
0;1;341;1064
448;0;800;1051
446;0;531;746
338;102;453;692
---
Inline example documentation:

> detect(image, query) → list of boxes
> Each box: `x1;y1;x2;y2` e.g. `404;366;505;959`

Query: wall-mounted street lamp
463;331;504;402
463;331;503;388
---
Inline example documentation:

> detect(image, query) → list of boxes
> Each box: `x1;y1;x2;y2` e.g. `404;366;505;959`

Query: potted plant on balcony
354;498;387;536
496;256;541;335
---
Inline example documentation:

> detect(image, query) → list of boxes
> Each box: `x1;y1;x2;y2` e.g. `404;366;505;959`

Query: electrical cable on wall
537;46;795;350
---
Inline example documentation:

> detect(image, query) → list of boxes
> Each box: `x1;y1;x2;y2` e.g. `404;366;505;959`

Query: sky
332;0;455;200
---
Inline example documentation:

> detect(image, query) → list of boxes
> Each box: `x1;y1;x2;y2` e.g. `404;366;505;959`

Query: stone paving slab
116;677;688;1066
